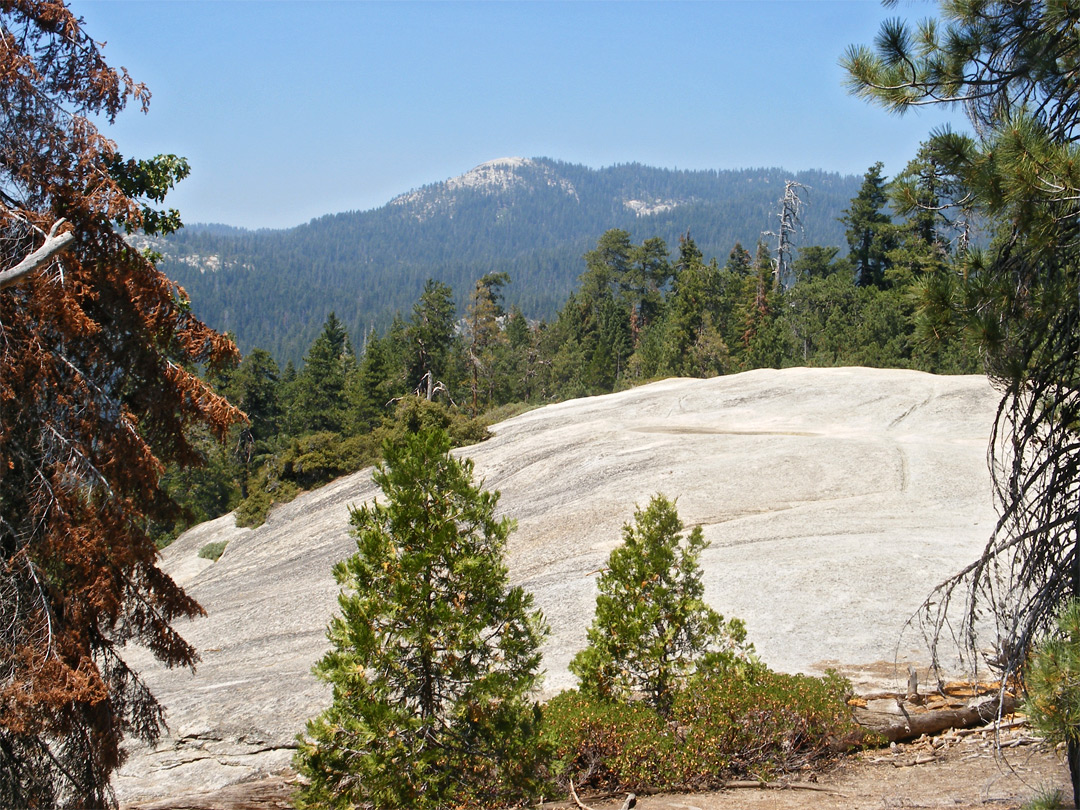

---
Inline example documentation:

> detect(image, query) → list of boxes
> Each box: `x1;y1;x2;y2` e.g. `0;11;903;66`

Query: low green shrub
1023;786;1065;810
479;401;537;426
542;691;677;792
382;397;490;447
234;433;376;528
234;472;299;528
281;432;379;490
674;667;860;781
197;540;228;561
235;402;491;530
543;666;860;794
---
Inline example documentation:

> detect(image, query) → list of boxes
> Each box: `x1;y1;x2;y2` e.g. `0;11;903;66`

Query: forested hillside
156;159;860;364
156;156;980;547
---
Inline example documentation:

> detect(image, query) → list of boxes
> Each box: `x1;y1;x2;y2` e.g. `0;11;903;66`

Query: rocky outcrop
116;367;1001;804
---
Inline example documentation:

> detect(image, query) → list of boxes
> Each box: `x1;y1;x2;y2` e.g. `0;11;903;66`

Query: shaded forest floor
125;723;1072;810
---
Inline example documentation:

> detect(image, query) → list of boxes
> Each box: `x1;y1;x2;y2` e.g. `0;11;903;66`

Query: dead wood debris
850;680;1022;743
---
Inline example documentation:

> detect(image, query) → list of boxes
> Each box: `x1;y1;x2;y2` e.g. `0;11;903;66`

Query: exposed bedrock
117;367;1001;803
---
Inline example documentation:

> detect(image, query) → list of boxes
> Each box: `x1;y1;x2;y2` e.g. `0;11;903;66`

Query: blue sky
70;1;964;230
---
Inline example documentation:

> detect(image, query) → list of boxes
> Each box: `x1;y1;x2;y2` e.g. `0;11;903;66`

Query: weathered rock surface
116;367;1002;804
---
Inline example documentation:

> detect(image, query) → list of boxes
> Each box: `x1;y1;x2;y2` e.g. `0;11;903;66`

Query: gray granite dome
117;367;1001;804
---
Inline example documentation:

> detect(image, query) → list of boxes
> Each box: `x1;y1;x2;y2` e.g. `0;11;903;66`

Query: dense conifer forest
155;160;861;364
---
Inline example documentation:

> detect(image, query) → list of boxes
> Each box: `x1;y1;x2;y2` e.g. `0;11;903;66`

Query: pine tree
790;245;842;282
841;162;896;288
570;494;750;717
580;228;634;303
724;242;753;276
294;312;353;434
651;240;728;378
1026;600;1080;810
295;428;548;810
846;4;1080;795
884;147;977;372
624;236;672;341
740;239;786;368
503;306;539;401
466;272;510;413
405;279;458;399
350;329;392;432
228;348;282;447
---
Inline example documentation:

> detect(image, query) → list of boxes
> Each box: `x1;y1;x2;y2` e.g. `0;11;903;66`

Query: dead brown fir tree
0;2;243;807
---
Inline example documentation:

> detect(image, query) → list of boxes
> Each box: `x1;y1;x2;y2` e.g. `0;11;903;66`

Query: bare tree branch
0;219;74;290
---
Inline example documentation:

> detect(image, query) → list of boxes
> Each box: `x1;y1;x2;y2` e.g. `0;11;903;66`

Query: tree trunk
850;693;1018;743
1068;739;1080;810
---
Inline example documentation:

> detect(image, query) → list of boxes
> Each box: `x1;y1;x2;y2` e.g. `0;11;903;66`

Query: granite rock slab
116;367;1001;803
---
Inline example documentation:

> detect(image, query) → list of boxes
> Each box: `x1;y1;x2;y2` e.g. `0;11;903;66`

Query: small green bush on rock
197;540;228;561
570;494;754;716
234;474;299;528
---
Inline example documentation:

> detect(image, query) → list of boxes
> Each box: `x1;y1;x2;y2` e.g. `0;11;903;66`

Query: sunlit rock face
116;367;1000;804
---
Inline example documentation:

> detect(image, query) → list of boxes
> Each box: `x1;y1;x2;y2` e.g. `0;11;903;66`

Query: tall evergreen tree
590;295;633;388
295;428;548;809
565;230;672;393
790;245;842;282
350;329;392;432
841;162;896;288
724;242;753;276
580;228;634;303
293;312;353;434
674;230;705;275
0;4;243;805
503;306;541;401
624;236;672;341
405;279;458;399
221;348;282;497
846;3;1080;796
885;146;976;371
466;272;510;413
740;239;785;368
648;238;728;378
228;348;282;447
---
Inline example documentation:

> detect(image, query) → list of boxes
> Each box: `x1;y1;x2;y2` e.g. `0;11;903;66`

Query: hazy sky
69;1;964;230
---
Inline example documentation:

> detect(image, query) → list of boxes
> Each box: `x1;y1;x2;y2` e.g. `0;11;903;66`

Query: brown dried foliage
0;2;243;807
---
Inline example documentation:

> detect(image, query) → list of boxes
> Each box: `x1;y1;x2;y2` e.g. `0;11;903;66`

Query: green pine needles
294;428;548;810
1026;600;1080;810
570;494;752;716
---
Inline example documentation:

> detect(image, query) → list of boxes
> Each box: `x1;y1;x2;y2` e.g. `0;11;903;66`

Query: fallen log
851;692;1019;743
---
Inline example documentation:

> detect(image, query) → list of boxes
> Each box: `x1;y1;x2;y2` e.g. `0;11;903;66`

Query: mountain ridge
156;158;862;364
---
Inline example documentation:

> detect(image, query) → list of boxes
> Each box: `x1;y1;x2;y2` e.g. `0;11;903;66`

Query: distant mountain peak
445;156;543;195
446;157;532;191
390;156;578;218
